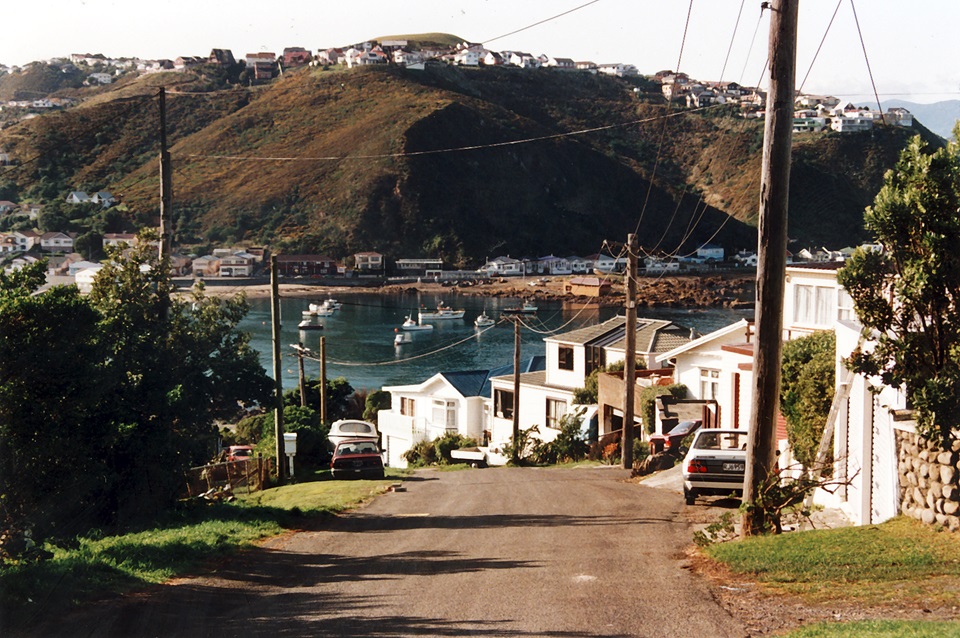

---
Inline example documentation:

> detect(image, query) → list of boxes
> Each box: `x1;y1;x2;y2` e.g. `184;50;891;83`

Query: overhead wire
182;105;723;163
630;0;695;237
637;0;754;260
797;0;843;95
480;0;604;47
848;0;884;117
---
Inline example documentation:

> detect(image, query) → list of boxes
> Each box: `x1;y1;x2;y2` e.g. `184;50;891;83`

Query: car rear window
694;432;747;450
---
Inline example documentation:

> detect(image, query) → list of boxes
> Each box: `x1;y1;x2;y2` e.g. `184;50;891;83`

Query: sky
3;0;959;104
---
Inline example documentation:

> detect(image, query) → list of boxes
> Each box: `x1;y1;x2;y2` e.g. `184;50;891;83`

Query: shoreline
176;272;756;310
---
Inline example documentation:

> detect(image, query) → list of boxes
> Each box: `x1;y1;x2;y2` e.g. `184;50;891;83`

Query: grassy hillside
0;62;930;263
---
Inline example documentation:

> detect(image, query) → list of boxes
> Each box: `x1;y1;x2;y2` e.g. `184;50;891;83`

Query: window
546;398;567;429
400;397;415;417
837;288;854;321
432;400;457;430
558;346;574;371
494;389;514;419
700;369;720;400
793;284;835;326
585;345;606;376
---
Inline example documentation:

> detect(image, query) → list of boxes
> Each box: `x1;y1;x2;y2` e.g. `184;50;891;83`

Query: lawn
781;619;960;637
0;471;406;631
705;516;960;634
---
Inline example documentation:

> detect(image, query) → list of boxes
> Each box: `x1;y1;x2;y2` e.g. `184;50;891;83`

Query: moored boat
401;315;434;331
297;319;324;331
474;312;495;327
306;301;337;316
502;301;538;315
418;301;466;322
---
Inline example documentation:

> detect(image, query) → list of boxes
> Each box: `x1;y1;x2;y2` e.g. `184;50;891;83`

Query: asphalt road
25;466;745;637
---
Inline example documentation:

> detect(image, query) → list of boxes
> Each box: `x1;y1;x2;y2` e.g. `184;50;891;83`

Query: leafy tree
284;376;355;424
0;262;112;542
780;332;835;467
89;240;272;523
363;390;391;422
837;129;960;445
74;231;105;261
37;202;70;233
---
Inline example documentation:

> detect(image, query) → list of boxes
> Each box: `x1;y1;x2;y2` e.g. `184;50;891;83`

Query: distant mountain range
883;100;960;139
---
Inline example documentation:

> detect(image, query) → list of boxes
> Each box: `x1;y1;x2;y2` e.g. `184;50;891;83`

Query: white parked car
681;429;748;505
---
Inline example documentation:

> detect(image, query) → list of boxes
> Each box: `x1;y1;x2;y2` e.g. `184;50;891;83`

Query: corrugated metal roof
548;316;626;346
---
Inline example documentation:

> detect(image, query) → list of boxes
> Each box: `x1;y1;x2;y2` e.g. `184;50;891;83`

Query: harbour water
239;292;748;392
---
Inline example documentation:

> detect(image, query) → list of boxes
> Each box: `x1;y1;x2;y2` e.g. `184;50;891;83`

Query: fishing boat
297;319;324;331
418;301;466;322
502;301;538;315
401;315;434;331
474;312;495;327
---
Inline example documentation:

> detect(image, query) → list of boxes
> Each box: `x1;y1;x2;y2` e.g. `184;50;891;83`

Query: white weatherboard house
655;319;756;433
379;358;545;468
490;316;693;449
655;259;905;527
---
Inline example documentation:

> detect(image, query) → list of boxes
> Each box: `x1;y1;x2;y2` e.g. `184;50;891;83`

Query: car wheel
684;488;697;506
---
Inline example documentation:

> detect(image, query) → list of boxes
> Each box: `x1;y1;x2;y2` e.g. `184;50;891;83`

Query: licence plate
723;462;745;472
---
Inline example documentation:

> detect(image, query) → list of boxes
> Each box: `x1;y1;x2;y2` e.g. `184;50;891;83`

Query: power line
182;105;721;163
797;0;843;95
480;0;604;47
849;0;884;117
719;0;748;84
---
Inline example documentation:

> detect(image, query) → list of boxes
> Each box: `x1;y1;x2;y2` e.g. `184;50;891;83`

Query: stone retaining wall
897;429;960;531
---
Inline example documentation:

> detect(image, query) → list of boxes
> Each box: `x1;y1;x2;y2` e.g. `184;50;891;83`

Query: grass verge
781;619;960;637
706;516;960;606
0;471;405;631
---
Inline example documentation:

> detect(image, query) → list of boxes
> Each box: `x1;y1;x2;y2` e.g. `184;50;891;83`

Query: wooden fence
183;457;271;498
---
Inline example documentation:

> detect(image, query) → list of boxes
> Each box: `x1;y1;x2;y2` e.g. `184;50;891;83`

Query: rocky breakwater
897;429;960;531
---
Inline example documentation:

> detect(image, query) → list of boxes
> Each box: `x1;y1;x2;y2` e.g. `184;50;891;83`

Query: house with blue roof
378;357;546;468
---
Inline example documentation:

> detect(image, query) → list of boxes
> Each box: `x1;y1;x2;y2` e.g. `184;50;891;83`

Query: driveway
24;466;745;637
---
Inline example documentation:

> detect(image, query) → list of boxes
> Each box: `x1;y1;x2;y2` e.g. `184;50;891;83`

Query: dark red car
225;445;253;462
330;439;385;480
648;420;702;455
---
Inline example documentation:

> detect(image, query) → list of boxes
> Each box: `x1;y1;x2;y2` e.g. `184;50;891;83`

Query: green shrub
402;433;477;467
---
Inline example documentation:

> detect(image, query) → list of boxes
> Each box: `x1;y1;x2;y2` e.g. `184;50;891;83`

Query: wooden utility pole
512;317;521;464
743;0;798;537
158;87;172;262
270;256;285;482
319;336;328;425
621;233;638;470
297;341;307;407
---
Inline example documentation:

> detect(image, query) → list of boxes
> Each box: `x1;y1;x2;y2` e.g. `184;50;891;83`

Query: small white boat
324;298;342;309
402;315;434;331
419;301;466;321
297;319;323;331
475;312;495;327
306;301;337;316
